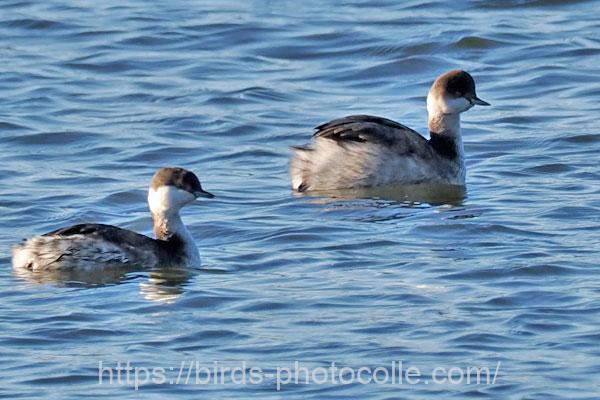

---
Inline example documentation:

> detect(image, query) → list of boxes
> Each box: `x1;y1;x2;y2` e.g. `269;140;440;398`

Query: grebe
290;70;489;191
12;167;214;271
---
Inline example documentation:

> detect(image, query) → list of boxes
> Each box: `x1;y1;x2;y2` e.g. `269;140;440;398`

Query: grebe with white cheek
12;167;214;271
290;70;490;191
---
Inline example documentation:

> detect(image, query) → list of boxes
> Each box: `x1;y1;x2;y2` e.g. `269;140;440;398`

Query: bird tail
289;146;312;192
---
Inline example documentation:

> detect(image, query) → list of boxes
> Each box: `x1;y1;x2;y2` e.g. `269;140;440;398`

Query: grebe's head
148;167;214;215
427;70;489;115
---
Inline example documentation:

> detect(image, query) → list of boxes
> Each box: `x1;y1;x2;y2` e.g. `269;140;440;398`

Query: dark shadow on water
298;184;467;206
12;265;198;303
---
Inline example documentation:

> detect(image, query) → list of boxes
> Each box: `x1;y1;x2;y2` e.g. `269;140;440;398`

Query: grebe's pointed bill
471;96;490;106
194;188;215;199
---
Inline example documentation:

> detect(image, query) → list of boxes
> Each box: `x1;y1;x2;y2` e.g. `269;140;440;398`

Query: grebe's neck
427;111;460;138
152;210;183;240
427;108;464;161
426;91;464;140
426;109;466;183
152;211;200;266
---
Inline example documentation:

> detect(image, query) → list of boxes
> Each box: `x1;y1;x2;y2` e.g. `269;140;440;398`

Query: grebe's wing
45;223;155;248
12;224;159;270
313;114;428;151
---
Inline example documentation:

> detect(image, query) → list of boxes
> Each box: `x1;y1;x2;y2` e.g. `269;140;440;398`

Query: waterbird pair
12;70;488;271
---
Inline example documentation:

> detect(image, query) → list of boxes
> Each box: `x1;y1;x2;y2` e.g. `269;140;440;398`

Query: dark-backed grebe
12;167;214;271
290;70;490;191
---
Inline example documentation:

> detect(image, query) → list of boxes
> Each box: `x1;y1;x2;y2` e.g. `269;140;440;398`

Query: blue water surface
1;0;599;398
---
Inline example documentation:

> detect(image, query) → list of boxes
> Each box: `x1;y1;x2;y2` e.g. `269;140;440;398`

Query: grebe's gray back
290;70;489;192
12;167;214;271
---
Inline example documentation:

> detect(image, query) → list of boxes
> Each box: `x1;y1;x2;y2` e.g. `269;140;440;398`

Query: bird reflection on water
297;183;467;207
13;264;196;304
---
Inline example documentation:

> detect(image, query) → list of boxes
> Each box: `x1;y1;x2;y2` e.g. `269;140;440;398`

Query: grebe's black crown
435;70;490;106
150;167;214;198
444;70;476;98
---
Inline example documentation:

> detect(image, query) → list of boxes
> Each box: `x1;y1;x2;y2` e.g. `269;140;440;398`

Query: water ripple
0;1;599;399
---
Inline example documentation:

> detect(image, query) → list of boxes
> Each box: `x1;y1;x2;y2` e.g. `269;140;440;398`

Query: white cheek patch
148;186;195;215
443;97;472;114
428;94;472;115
